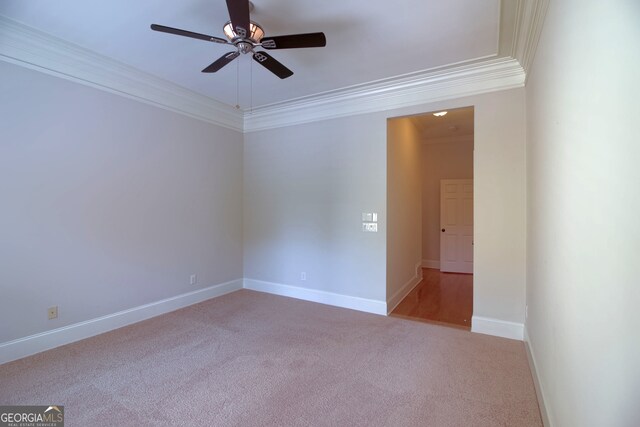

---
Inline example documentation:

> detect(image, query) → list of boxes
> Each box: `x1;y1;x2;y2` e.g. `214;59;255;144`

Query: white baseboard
243;278;387;316
1;277;532;366
387;262;423;314
422;259;440;269
0;279;243;365
471;316;524;340
524;327;552;426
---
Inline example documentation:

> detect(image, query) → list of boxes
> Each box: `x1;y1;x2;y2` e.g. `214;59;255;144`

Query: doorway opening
387;106;474;329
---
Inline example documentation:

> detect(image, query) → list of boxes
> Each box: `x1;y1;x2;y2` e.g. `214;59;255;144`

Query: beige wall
244;114;388;303
471;88;526;330
0;61;244;344
525;1;639;425
421;137;474;264
245;87;526;328
387;118;423;304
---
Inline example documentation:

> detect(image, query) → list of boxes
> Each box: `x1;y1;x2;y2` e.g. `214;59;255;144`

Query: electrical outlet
190;274;197;285
300;272;306;281
48;306;58;320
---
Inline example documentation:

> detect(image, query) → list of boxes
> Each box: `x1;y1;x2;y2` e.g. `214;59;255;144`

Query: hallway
391;268;473;329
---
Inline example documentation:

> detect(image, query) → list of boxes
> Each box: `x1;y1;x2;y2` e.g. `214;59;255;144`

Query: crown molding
512;0;550;78
242;0;550;132
0;2;548;134
243;57;525;132
0;16;243;132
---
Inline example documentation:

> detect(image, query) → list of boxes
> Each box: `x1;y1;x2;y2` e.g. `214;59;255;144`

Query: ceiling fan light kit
223;21;264;53
150;0;326;79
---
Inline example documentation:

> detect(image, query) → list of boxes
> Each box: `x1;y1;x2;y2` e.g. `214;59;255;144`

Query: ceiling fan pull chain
235;56;240;110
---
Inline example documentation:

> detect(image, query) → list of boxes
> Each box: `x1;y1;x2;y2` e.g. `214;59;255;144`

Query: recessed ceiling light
433;111;447;117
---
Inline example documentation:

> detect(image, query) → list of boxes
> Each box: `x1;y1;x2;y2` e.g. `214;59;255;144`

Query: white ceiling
409;107;474;142
0;0;501;109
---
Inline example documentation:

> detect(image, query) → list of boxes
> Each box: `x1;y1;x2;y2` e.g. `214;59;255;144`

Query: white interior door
440;179;473;273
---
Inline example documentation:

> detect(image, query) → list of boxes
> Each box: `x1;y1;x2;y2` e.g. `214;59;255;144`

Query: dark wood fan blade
260;32;326;49
202;51;240;73
150;24;229;44
252;51;293;79
225;0;251;38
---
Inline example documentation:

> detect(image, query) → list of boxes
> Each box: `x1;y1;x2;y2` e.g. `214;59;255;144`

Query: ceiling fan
150;0;326;79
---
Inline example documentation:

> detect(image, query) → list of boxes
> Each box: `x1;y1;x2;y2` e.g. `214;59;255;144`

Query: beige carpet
0;290;542;426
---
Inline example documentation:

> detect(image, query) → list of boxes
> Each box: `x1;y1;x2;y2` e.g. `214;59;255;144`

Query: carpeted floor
0;290;542;426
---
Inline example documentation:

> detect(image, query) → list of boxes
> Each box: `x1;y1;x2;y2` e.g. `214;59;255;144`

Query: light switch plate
362;212;374;222
362;223;378;232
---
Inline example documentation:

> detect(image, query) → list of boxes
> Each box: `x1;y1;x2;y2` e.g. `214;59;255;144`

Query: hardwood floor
391;268;473;330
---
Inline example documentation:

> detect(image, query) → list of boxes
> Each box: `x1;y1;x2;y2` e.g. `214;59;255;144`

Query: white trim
422;259;441;269
244;57;525;132
0;279;243;365
0;2;547;133
471;316;524;340
243;278;387;316
0;16;243;132
524;327;553;426
387;261;423;314
513;0;550;77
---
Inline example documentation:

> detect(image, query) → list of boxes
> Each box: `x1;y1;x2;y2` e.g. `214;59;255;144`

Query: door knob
441;228;445;232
